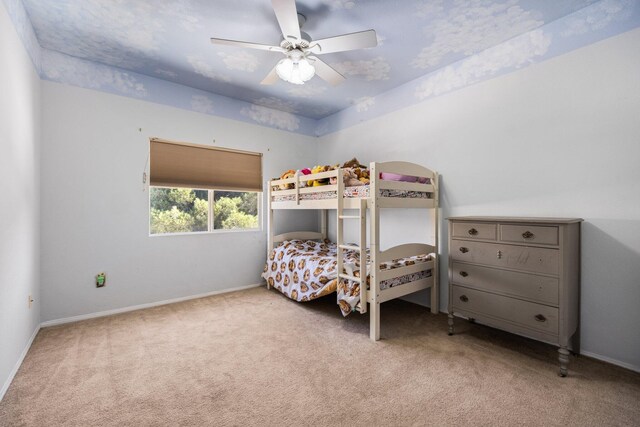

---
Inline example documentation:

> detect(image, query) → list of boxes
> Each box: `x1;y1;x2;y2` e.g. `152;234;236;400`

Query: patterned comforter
262;240;433;316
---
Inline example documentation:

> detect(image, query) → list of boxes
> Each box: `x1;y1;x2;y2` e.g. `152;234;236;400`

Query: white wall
317;29;640;370
40;82;317;322
0;3;41;399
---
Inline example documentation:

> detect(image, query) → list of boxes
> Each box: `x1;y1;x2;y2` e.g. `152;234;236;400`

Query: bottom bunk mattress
262;239;433;316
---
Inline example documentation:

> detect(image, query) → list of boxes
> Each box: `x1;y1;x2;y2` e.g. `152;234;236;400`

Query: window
149;188;259;235
148;138;262;235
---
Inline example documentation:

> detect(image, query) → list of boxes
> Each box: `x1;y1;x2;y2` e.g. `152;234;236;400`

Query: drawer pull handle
534;314;547;322
522;231;535;239
459;247;469;253
459;271;468;277
497;250;502;259
468;228;478;236
459;295;469;303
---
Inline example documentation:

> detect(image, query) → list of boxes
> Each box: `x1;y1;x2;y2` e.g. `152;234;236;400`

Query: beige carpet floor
1;287;638;426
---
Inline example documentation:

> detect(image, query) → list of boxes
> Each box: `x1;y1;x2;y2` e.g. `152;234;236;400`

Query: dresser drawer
451;262;559;306
451;285;559;335
450;240;559;275
452;222;496;240
500;224;558;246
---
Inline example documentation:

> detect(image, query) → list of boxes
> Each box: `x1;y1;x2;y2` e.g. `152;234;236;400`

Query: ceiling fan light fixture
276;55;315;85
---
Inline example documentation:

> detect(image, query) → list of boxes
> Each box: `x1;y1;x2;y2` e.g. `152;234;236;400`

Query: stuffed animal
342;157;367;169
325;164;341;184
278;169;296;190
329;168;364;186
307;165;330;187
344;168;364;186
298;168;311;187
354;167;370;185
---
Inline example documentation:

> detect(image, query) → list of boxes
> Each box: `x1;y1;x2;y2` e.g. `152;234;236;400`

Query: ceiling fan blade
210;37;285;53
261;66;280;85
309;30;378;55
309;56;345;86
271;0;301;42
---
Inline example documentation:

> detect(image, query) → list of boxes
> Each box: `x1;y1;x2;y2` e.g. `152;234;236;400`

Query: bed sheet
262;240;433;316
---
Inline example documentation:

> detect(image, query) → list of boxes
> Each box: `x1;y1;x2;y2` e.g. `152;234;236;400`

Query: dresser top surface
447;216;583;224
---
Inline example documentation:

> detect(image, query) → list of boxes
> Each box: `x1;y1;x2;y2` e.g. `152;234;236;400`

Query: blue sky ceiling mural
4;0;640;136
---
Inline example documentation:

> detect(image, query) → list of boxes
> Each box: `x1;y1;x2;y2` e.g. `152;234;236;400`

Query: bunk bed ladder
336;175;368;315
369;163;380;340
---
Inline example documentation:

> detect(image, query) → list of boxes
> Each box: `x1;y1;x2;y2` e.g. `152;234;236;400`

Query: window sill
149;228;263;237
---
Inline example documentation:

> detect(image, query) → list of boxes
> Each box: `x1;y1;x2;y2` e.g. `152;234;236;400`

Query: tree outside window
150;188;259;235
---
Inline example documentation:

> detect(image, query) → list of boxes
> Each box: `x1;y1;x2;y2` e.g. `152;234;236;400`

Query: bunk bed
263;161;439;341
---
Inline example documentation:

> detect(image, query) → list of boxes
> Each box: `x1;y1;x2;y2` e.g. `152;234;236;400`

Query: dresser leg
448;314;454;336
558;347;570;377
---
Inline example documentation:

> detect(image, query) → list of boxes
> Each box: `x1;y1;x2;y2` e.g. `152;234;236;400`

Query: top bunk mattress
272;185;432;202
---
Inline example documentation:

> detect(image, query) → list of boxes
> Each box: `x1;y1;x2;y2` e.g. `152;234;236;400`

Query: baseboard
40;283;262;328
581;351;640;374
0;324;40;402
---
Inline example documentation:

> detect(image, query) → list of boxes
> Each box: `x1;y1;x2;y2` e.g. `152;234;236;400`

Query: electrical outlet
28;295;34;308
96;272;106;288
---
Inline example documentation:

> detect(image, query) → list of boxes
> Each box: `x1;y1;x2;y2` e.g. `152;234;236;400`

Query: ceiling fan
210;0;378;86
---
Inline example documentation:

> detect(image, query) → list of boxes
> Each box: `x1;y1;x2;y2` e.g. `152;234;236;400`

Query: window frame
148;186;262;237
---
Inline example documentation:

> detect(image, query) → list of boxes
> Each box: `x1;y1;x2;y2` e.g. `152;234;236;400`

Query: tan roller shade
150;138;262;192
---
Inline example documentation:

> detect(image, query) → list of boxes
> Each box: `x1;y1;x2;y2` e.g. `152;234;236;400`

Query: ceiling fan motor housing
280;32;311;50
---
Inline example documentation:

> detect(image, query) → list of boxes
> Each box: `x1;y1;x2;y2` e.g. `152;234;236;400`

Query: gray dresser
447;216;582;376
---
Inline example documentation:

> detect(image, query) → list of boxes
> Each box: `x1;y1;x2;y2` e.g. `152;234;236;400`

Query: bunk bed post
336;168;345;309
431;172;439;314
267;179;273;289
369;162;381;341
320;210;328;241
294;170;300;206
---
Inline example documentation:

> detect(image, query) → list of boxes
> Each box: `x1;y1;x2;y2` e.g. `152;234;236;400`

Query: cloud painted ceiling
8;0;639;135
